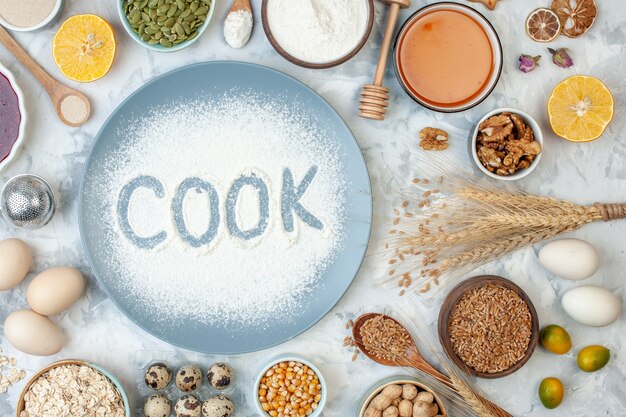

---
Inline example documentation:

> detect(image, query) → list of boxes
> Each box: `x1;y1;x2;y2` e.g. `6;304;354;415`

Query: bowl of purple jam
0;62;26;172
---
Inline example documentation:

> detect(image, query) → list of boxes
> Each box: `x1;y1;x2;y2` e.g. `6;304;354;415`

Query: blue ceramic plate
79;61;372;354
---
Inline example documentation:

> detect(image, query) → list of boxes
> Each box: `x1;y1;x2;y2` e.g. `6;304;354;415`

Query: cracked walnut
476;112;541;176
419;127;449;151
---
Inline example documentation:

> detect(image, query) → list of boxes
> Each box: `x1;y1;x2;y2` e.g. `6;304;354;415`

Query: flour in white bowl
87;92;349;329
266;0;369;64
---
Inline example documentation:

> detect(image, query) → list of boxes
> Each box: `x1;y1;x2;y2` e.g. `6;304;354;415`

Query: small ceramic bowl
358;376;446;417
471;107;544;181
16;359;131;417
393;2;503;113
0;63;27;173
437;275;539;379
0;0;65;31
254;355;327;417
261;0;374;69
117;0;216;53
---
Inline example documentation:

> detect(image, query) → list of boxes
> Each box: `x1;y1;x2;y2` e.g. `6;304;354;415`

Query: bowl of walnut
472;108;543;181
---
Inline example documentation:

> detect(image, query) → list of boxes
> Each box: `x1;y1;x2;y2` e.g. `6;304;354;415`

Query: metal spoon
353;313;513;417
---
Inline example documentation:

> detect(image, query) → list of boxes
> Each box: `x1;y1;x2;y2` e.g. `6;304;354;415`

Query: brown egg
0;238;32;291
27;267;85;315
4;310;65;356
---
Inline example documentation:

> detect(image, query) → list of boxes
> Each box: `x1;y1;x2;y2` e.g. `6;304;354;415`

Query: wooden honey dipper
359;0;411;121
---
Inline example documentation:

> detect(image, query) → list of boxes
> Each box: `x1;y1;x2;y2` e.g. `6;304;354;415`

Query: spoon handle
0;26;59;93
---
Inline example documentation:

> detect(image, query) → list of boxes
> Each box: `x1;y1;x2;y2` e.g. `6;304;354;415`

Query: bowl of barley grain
438;275;539;379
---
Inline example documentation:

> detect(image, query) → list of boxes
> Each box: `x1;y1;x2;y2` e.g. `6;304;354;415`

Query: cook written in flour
117;166;324;249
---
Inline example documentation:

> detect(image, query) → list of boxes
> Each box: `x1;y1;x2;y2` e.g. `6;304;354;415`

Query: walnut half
419;127;449;151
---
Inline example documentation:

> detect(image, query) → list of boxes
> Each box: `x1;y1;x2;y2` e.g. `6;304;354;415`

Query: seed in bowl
145;362;172;390
258;361;322;417
202;395;234;417
122;0;211;48
175;394;202;417
448;284;533;374
475;112;541;176
176;364;202;392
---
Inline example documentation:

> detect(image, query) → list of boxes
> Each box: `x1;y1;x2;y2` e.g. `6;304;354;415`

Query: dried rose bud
548;48;573;68
519;54;541;73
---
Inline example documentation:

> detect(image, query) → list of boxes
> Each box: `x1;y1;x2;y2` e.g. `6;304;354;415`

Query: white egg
539;238;600;280
27;267;85;316
4;310;65;355
0;238;32;291
562;286;621;327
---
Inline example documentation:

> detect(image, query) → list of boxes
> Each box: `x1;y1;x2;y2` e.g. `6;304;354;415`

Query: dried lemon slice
526;8;561;42
53;15;116;83
548;76;614;143
550;0;597;38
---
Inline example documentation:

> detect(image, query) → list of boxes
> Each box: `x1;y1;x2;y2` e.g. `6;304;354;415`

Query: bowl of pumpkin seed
119;0;214;52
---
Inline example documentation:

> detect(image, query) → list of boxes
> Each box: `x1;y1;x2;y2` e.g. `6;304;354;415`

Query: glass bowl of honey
393;2;503;113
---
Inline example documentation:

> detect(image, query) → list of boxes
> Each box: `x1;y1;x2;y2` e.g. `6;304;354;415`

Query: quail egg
202;395;234;417
144;394;171;417
207;363;233;390
145;363;172;390
175;394;202;417
176;364;202;392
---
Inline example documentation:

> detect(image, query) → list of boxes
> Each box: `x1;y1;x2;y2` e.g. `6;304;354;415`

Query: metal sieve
0;174;56;230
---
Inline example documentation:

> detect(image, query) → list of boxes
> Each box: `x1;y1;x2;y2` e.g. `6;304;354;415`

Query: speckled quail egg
145;363;172;390
202;395;234;417
175;394;202;417
176;364;203;392
207;363;233;390
144;394;171;417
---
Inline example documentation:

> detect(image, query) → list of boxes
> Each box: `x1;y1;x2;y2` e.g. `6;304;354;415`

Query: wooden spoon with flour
0;25;91;127
224;0;253;49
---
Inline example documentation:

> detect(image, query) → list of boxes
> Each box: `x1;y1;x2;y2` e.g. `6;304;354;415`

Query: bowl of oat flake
17;360;131;417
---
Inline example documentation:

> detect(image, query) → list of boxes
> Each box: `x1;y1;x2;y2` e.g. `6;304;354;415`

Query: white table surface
1;0;625;416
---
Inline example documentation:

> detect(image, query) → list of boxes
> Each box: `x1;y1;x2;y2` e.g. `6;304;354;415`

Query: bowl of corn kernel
254;355;326;417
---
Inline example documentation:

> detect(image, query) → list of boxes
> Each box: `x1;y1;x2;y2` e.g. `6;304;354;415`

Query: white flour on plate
89;93;348;328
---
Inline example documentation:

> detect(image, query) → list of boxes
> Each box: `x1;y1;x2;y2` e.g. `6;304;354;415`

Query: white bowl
254;355;327;417
0;0;65;32
0;62;27;173
471;107;543;181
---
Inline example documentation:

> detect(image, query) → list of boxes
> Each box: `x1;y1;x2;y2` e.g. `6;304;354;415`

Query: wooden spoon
0;25;91;127
224;0;253;48
353;313;513;417
359;0;411;120
228;0;252;14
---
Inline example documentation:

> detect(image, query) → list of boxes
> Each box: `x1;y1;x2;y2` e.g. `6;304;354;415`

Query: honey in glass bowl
394;3;502;112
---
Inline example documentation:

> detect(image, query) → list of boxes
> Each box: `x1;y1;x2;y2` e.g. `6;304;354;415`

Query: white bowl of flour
262;0;374;69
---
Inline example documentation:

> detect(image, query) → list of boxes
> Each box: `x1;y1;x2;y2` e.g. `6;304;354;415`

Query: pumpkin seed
123;0;210;48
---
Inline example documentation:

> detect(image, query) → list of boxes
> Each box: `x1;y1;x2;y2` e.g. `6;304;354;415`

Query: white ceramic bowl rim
253;354;327;417
0;0;64;31
471;107;544;181
393;2;503;113
0;62;27;173
117;0;215;53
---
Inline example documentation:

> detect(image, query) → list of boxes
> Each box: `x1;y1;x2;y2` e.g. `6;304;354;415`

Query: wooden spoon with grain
0;25;91;127
353;313;513;417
